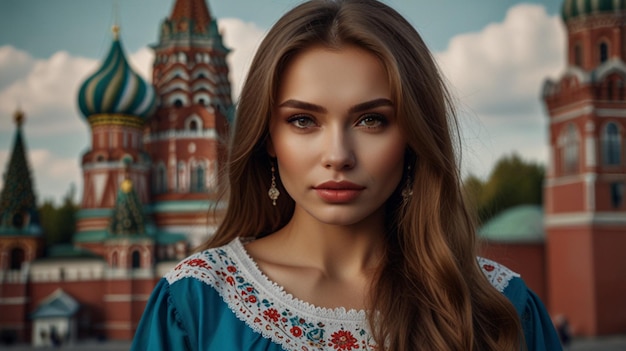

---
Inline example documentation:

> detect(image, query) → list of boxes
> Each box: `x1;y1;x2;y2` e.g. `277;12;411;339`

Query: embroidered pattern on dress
166;239;377;351
477;257;520;292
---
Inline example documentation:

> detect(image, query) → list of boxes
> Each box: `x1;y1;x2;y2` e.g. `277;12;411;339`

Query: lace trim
166;239;377;351
164;239;519;350
477;257;520;292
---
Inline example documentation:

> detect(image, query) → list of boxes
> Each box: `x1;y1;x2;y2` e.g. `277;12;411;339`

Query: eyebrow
277;98;393;114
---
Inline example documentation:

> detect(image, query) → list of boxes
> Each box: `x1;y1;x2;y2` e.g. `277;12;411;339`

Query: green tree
463;153;544;224
39;185;79;248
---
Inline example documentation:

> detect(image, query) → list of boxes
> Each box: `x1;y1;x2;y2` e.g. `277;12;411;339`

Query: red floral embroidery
248;295;257;303
330;330;359;350
226;276;235;285
185;258;211;270
263;308;280;322
227;265;237;273
290;326;303;337
483;264;495;272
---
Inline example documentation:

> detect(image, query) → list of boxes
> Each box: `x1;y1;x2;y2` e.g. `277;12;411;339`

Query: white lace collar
166;238;520;351
167;238;376;351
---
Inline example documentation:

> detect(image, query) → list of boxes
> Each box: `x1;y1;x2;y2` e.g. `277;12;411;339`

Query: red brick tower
76;25;156;236
146;0;231;247
543;0;626;336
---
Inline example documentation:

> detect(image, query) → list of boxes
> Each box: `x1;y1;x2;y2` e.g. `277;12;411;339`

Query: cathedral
0;0;231;345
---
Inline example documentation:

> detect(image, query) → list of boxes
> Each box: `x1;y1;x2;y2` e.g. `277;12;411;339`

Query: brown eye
357;114;386;128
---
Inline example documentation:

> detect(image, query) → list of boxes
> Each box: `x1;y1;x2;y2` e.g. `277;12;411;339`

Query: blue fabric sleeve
131;278;192;351
131;276;284;351
504;277;563;351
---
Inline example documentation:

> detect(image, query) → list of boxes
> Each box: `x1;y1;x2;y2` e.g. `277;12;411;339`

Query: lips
313;181;365;203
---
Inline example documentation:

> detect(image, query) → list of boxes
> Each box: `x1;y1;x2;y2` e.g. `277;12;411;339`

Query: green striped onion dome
78;33;155;119
562;0;626;21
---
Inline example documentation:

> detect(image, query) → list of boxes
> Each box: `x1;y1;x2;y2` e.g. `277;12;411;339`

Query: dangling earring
401;164;413;202
268;162;280;206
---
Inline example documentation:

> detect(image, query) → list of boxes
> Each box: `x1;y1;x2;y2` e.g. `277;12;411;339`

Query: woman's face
268;45;407;226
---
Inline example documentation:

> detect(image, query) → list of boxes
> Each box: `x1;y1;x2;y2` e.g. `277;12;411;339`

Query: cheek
365;137;407;183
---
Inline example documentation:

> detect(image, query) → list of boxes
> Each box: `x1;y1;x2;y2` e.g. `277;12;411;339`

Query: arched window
560;123;580;174
131;250;141;269
154;163;167;193
174;99;183;108
9;247;25;270
603;122;621;165
190;164;206;192
185;116;203;132
600;42;609;63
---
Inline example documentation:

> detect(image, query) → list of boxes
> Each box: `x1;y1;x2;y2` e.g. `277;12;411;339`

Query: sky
0;0;565;204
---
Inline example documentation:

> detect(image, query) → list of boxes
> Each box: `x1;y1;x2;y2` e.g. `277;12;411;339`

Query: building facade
543;0;626;336
0;0;231;344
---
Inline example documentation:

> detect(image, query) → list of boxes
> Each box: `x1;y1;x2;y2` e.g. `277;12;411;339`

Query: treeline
463;153;544;225
38;186;78;249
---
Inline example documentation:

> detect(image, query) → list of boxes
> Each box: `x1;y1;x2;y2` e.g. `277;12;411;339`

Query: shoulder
477;256;529;315
477;256;520;293
165;239;240;287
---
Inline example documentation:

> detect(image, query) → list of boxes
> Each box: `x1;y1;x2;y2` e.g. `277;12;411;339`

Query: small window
131;251;141;269
174;100;183;108
561;123;580;174
9;247;25;270
603;123;621;165
600;42;609;63
189;120;198;131
611;182;624;208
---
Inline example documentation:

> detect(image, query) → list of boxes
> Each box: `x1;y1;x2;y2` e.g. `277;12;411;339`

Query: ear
266;137;276;157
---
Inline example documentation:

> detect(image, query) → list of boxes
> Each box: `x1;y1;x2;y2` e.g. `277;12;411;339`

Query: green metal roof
562;0;626;21
478;205;545;244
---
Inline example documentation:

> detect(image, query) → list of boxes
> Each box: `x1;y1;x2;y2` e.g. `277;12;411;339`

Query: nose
321;126;356;170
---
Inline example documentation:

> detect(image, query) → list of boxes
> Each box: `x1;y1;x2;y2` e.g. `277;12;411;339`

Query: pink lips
313;181;365;203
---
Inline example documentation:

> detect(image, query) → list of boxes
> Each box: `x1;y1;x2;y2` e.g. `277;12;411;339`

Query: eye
356;114;387;129
287;115;317;129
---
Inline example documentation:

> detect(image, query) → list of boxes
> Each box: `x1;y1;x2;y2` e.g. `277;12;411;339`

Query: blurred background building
0;0;231;345
484;0;626;338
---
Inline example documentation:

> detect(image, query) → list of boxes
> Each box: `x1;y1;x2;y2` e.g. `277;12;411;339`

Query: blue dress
131;238;562;351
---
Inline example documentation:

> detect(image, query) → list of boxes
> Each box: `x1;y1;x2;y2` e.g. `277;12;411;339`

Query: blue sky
0;0;565;203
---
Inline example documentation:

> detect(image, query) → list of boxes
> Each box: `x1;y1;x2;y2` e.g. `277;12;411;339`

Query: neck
273;206;386;279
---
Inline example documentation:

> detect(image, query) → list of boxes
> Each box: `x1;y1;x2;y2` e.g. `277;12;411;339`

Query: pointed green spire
0;110;40;234
108;178;145;235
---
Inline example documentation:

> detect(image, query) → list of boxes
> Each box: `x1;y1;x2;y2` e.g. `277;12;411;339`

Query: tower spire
0;109;40;233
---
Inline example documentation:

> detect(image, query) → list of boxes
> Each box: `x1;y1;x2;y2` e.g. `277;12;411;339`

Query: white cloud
434;4;566;178
0;47;96;135
0;46;35;91
0;19;266;204
129;46;154;81
218;18;266;100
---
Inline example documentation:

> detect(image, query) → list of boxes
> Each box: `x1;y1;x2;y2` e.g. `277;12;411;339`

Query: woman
131;0;562;350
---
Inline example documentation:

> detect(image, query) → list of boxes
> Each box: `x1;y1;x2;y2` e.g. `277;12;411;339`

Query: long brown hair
200;0;523;349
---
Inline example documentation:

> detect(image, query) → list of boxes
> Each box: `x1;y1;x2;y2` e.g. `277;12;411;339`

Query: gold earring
268;163;280;206
401;165;413;202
